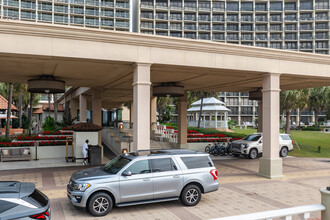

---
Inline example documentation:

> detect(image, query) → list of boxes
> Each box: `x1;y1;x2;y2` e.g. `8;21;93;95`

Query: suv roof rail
128;149;204;156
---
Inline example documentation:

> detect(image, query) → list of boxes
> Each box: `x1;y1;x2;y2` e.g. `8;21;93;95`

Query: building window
184;32;196;39
256;24;267;31
212;14;224;21
38;13;52;22
70;16;84;24
213;24;224;31
256;33;267;40
285;42;297;49
270;42;282;49
170;32;182;37
227;24;238;31
285;33;297;40
227;2;238;11
300;23;312;30
170;12;182;20
70;6;84;14
85;8;98;16
255;3;267;11
316;0;329;9
300;32;313;40
270;33;281;40
300;42;313;49
213;1;225;11
227;14;238;22
270;24;282;31
285;2;296;10
199;23;210;30
315;23;327;30
241;2;253;11
184;13;196;21
241;24;253;31
270;2;282;11
141;11;153;19
184;23;196;30
270;14;282;21
285;24;297;30
21;1;35;9
316;12;328;20
21;10;36;20
170;23;182;30
198;1;210;10
256;42;267;47
156;12;168;20
185;1;196;9
316;41;329;49
101;9;114;17
170;0;182;8
241;14;253;22
141;21;153;28
3;0;19;7
198;33;210;40
241;33;253;40
255;14;267;22
227;33;238;40
198;14;210;21
156;22;168;29
285;13;297;21
54;14;68;23
300;13;312;20
85;18;99;26
300;0;313;10
316;32;328;39
213;33;224;40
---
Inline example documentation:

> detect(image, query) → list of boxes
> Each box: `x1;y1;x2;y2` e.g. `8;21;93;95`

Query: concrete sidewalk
1;157;329;219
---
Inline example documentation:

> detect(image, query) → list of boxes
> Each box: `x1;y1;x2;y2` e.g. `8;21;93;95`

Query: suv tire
180;184;202;206
249;148;258;159
280;147;288;157
88;192;113;217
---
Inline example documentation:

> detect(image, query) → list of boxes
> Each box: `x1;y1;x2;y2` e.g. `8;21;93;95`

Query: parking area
1;156;329;219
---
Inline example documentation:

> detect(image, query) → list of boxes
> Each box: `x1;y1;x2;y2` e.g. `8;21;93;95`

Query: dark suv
68;149;219;216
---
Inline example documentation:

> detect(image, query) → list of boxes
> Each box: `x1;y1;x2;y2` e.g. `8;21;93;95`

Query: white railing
210;204;325;220
188;121;228;128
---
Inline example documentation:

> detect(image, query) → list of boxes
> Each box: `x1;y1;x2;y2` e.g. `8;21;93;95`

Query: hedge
301;127;322;131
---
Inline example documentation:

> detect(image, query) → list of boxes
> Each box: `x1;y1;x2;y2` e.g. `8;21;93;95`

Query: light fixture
28;75;65;94
153;82;184;97
249;88;262;100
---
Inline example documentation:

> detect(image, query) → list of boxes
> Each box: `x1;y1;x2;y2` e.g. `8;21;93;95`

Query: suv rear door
151;157;183;199
119;159;153;203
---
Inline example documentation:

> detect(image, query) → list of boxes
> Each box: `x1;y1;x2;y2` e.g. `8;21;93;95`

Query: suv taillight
210;169;218;180
30;210;49;219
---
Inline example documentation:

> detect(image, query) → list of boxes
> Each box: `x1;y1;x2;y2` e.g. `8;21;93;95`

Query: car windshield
103;156;131;174
242;134;261;141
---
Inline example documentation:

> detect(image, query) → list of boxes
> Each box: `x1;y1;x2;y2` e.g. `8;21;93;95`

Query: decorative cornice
0;20;329;66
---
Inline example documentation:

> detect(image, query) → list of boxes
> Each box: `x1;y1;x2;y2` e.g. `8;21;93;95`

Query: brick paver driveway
1;156;329;219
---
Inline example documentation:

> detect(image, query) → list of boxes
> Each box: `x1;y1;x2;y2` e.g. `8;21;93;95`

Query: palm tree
308;87;329;127
280;90;299;134
295;89;310;129
5;83;13;139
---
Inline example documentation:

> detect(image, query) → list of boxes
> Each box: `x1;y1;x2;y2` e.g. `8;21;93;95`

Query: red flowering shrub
16;135;71;141
0;140;72;147
42;131;73;135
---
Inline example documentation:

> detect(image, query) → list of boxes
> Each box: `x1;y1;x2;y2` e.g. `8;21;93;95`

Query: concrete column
150;96;157;130
79;95;87;122
259;73;283;179
320;188;330;219
177;92;188;149
129;101;133;129
70;98;79;119
92;88;102;126
257;100;263;132
133;63;151;151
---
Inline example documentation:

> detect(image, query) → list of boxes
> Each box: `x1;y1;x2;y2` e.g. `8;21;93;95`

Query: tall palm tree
5;83;13;139
295;89;310;129
280;90;299;134
308;87;329;127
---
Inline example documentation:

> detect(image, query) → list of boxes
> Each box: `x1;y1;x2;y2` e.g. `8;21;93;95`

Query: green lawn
232;128;330;158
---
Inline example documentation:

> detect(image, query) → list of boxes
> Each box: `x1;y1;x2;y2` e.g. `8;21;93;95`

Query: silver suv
67;149;219;216
231;133;294;159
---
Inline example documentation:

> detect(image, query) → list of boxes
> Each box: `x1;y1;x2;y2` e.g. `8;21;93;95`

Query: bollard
320;188;330;219
318;146;321;153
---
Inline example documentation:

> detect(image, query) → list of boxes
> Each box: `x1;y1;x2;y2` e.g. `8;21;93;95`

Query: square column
133;63;151;151
70;98;79;119
129;101;133;129
79;95;87;122
150;97;157;130
259;73;283;179
257;100;263;132
92;88;102;126
177;92;188;149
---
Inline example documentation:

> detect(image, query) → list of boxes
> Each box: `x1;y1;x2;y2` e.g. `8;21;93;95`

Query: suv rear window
280;135;291;140
180;156;212;169
243;134;261;141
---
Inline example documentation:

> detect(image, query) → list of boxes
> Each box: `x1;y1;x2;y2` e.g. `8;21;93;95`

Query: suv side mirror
122;170;132;176
259;140;262;144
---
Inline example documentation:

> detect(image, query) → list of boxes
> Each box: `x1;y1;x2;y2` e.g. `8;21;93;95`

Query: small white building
188;97;230;131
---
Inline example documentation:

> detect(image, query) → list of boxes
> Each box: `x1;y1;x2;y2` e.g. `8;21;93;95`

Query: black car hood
71;167;110;182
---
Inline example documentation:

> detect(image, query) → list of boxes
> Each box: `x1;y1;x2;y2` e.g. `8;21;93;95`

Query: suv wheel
249;148;258;159
180;184;202;206
88;192;113;217
280;147;288;157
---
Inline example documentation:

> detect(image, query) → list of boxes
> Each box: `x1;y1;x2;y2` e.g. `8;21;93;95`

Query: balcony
155;15;168;20
184;6;197;10
116;2;129;9
212;7;225;12
21;2;36;9
300;17;313;21
141;3;153;9
300;36;313;40
156;3;168;9
285;37;298;40
241;18;254;22
255;18;268;22
141;14;154;19
170;16;182;21
255;37;268;41
315;16;329;20
226;37;239;41
170;5;182;10
241;37;253;41
198;7;211;11
270;37;282;41
184;26;196;30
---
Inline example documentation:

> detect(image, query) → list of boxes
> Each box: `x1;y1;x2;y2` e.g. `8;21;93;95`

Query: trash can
88;145;102;166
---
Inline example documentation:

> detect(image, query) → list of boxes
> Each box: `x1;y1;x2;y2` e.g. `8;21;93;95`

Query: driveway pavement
1;156;329;219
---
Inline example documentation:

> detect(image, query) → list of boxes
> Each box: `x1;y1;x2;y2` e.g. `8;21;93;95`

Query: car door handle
143;178;151;181
173;175;180;178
